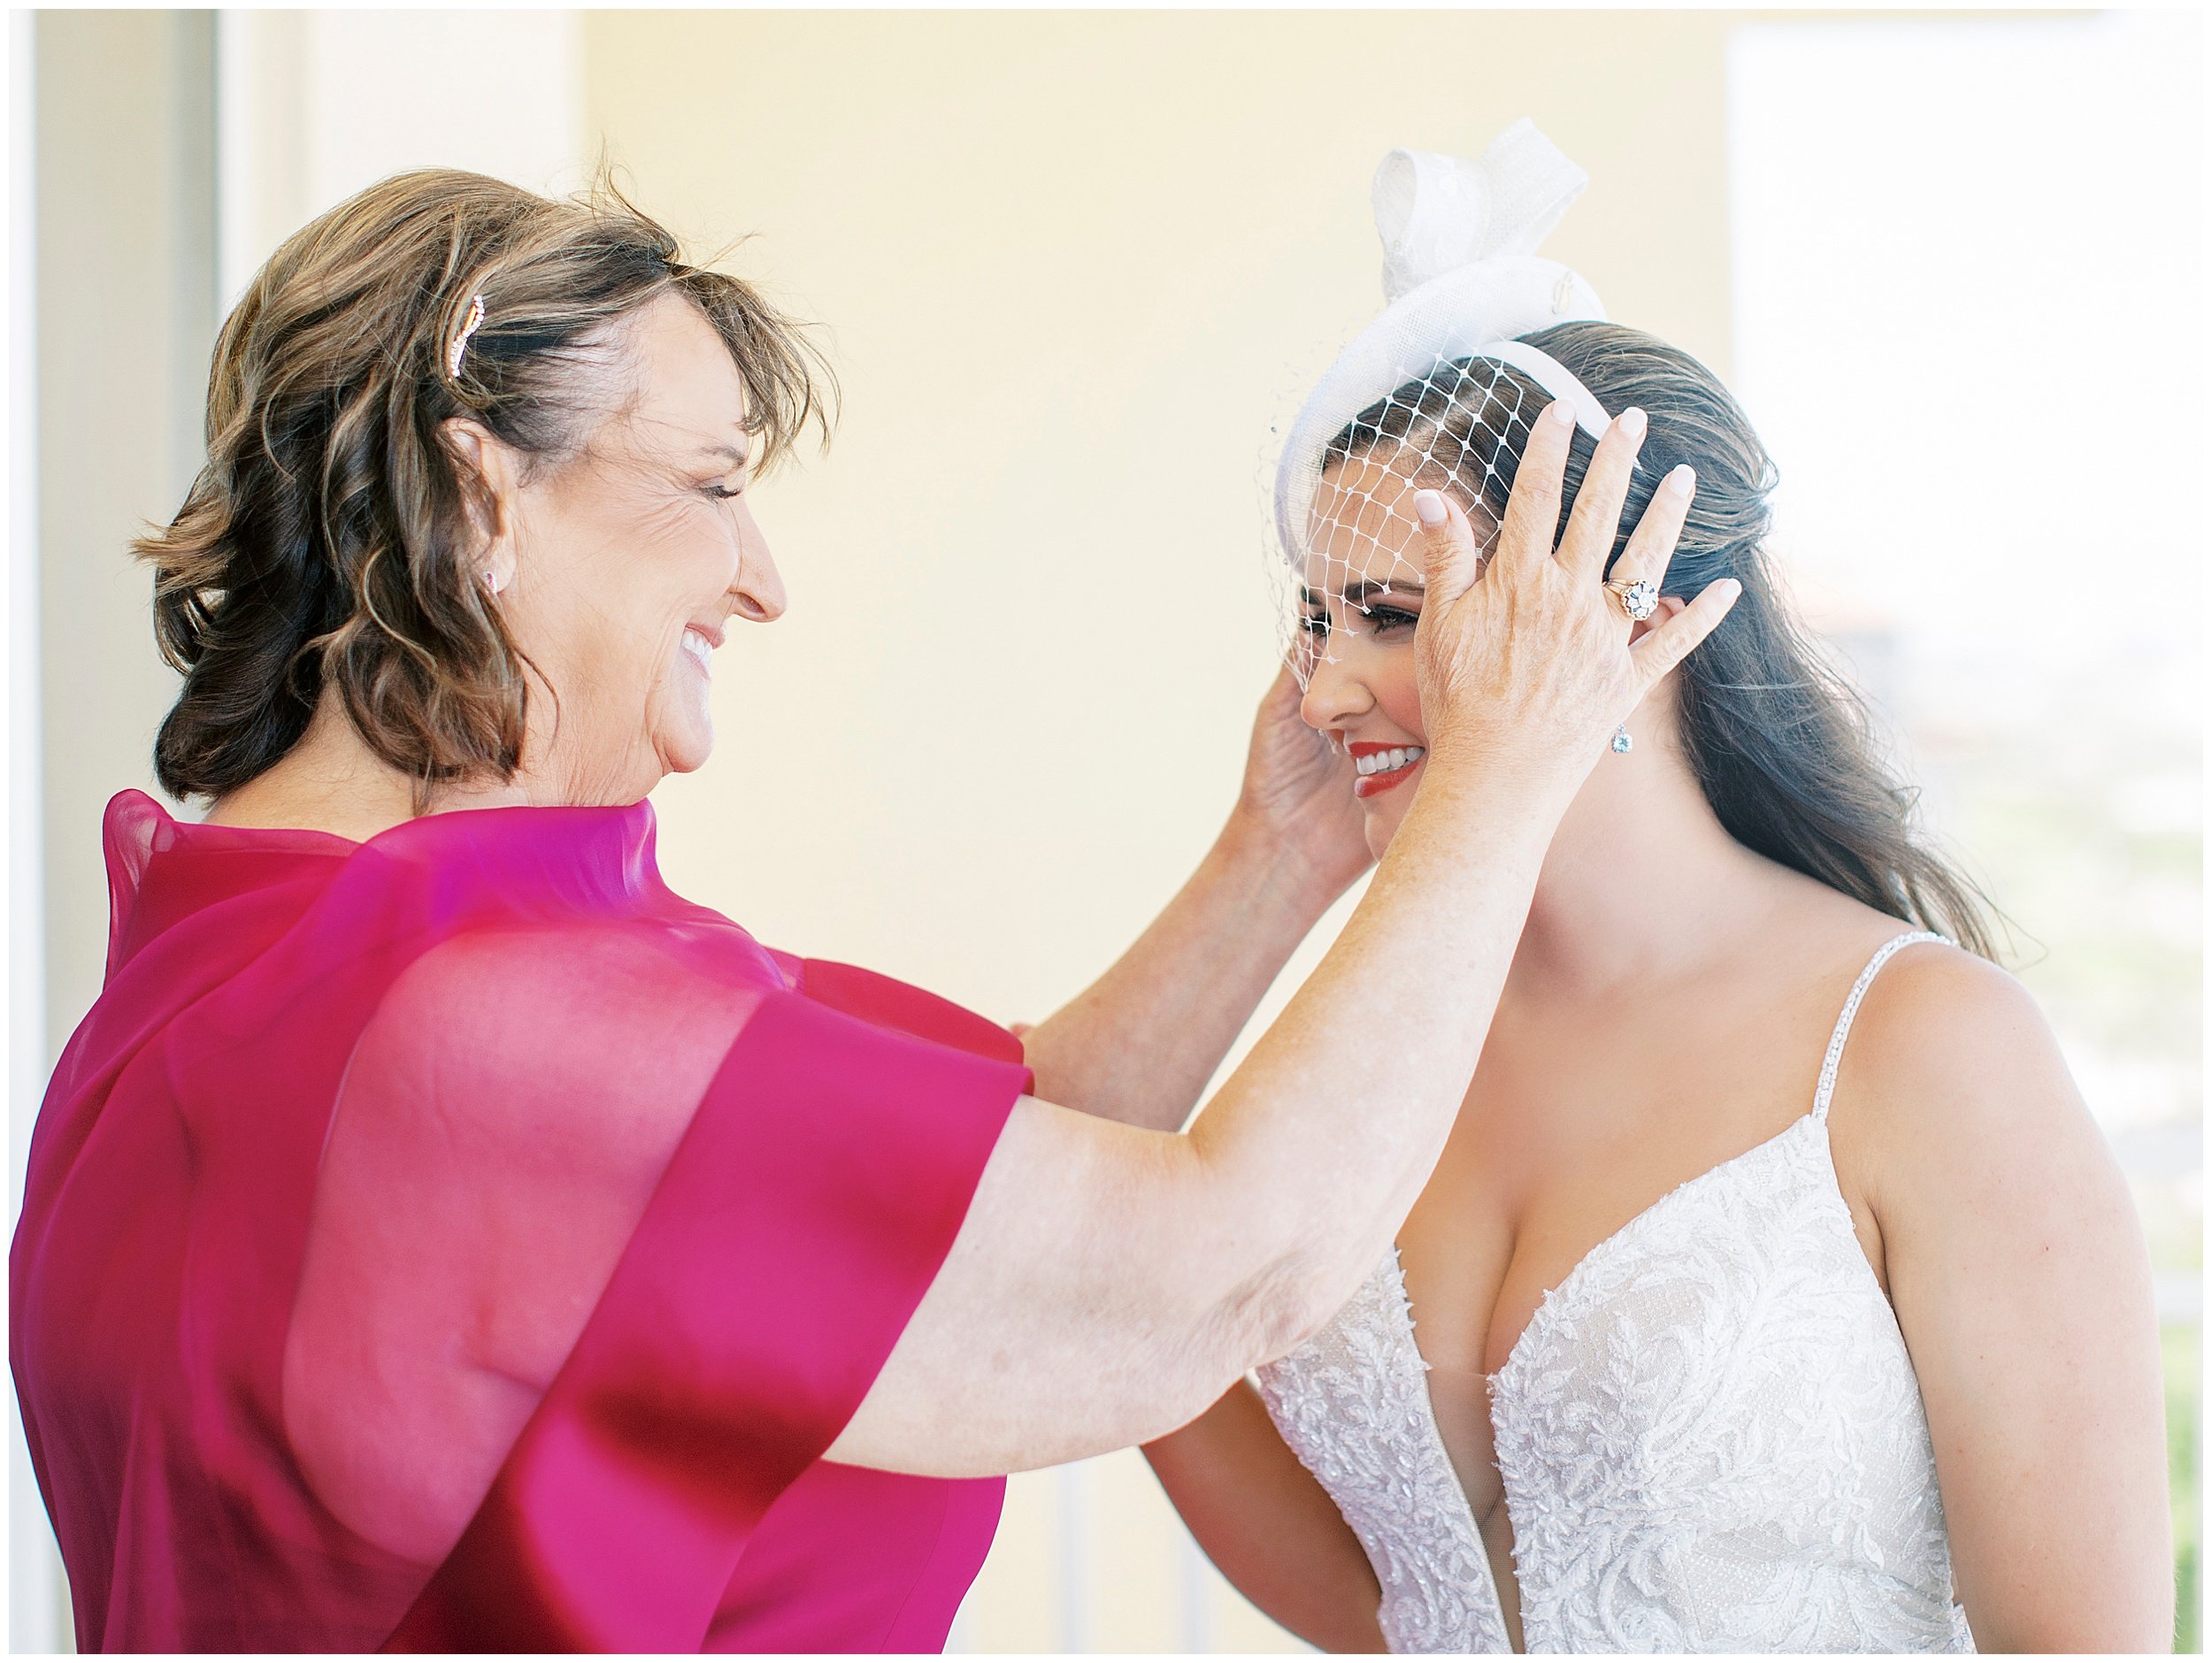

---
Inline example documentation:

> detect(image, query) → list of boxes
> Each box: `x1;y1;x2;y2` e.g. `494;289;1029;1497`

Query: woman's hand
1410;401;1739;774
1231;666;1373;903
1016;671;1366;1134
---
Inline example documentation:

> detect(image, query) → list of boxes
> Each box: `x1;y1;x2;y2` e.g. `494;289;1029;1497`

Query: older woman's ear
440;417;521;596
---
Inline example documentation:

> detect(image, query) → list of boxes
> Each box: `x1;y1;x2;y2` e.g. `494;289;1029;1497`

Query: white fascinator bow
1273;119;1614;558
1373;120;1589;302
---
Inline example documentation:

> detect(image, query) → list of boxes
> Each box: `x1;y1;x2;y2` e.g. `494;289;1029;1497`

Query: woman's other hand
1233;665;1373;903
1012;669;1368;1136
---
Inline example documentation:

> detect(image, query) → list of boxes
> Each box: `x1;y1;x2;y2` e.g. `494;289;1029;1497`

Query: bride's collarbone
1400;981;1880;1378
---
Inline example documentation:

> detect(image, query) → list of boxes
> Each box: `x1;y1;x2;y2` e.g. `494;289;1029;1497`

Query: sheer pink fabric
12;790;1029;1652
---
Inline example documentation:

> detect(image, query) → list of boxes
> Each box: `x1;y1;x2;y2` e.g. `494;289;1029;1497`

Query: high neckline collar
121;788;657;860
103;789;676;977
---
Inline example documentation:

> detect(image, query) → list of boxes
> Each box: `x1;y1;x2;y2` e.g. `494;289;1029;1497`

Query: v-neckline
1482;1106;1825;1388
1386;1109;1829;1654
1384;1248;1518;1651
1459;929;1936;1391
1376;931;1938;1650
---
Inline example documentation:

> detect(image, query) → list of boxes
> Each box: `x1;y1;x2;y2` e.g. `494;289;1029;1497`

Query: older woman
10;170;1733;1652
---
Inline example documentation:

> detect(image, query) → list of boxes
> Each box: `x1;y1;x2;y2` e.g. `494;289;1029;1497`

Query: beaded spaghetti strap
1812;931;1948;1123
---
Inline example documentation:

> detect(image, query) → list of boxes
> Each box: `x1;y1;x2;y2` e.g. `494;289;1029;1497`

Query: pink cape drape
12;790;1031;1652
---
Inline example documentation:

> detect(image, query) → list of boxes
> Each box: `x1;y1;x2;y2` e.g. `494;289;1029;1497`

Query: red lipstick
1348;740;1425;800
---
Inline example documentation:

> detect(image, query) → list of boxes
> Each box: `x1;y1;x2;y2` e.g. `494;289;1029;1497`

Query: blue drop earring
1611;724;1633;755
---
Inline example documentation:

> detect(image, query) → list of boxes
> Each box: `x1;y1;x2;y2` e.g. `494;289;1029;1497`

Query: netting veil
1271;119;1615;685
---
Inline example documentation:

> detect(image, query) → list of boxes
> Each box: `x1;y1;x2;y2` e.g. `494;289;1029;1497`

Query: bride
1130;126;2171;1652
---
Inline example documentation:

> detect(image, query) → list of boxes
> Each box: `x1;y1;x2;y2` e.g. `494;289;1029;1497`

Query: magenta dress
12;791;1032;1652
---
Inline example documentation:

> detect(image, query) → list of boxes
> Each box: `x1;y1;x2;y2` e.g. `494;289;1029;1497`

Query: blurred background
5;7;2201;1652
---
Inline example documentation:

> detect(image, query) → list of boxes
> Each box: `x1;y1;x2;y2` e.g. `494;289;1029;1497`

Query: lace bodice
1256;933;1976;1653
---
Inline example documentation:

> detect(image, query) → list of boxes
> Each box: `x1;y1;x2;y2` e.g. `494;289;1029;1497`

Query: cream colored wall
32;11;214;1064
580;11;1739;1649
16;22;215;1640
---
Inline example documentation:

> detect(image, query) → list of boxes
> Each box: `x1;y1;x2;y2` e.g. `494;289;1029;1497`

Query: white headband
1467;339;1612;441
1274;119;1612;555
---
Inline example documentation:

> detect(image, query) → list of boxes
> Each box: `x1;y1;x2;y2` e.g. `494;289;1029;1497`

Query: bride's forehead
1315;447;1416;509
1301;527;1426;596
1302;543;1417;588
1304;454;1425;591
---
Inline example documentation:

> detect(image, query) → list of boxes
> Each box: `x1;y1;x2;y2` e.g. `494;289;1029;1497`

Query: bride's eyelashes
1300;605;1419;640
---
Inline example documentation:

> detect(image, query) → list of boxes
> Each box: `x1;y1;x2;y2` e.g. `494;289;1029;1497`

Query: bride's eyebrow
1342;578;1425;605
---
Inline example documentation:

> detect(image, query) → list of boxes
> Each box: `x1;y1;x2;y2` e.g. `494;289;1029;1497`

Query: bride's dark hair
1327;320;1997;958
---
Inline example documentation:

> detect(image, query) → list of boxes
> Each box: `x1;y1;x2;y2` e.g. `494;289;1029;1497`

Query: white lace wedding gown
1256;932;1977;1652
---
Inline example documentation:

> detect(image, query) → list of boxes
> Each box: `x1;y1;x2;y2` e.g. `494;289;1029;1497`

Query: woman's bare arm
829;406;1740;1477
1839;947;2173;1652
1018;671;1371;1133
828;715;1571;1474
1143;1383;1385;1652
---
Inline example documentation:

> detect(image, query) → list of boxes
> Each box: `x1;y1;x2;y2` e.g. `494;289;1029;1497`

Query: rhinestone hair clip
447;293;487;379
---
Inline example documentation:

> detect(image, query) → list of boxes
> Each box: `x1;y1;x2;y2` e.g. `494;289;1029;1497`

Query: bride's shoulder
1840;934;2060;1105
1825;932;2119;1225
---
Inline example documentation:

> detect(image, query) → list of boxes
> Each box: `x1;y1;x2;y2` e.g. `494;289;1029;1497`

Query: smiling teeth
1354;746;1425;777
680;631;714;671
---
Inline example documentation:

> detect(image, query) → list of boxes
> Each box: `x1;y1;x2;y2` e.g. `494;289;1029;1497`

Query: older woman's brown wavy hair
139;168;833;805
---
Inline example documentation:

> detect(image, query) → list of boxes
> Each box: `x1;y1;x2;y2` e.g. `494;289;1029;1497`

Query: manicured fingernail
1548;399;1577;428
1616;407;1647;439
1664;464;1697;496
1411;489;1448;528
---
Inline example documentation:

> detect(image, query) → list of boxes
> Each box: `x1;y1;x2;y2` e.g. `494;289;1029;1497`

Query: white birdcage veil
1271;119;1615;685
